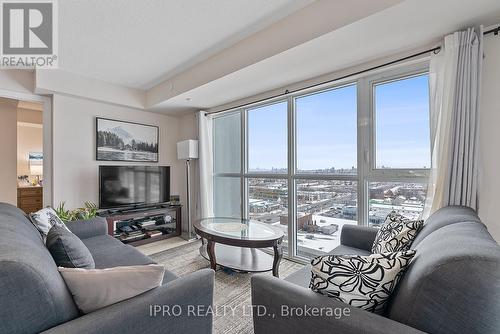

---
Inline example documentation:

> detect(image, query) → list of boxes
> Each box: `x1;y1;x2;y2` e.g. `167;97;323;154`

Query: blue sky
247;74;430;171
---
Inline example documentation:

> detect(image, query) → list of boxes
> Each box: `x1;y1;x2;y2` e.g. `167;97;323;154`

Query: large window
213;112;242;218
294;83;358;257
213;176;241;218
368;182;427;227
295;179;357;258
213;112;241;174
248;102;288;173
212;63;430;261
296;84;357;174
374;74;431;169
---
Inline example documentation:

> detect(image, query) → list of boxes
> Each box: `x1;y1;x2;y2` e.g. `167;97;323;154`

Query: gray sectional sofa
0;203;214;334
252;205;500;334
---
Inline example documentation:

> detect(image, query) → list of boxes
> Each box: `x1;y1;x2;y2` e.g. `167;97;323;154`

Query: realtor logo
0;0;58;68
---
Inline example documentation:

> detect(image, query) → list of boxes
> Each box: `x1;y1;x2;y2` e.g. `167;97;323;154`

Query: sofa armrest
340;224;378;252
65;216;108;239
251;275;424;334
42;269;215;334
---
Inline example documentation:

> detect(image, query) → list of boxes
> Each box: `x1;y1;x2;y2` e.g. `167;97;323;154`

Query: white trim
35;69;146;110
17;122;43;128
0;89;45;102
366;62;431;176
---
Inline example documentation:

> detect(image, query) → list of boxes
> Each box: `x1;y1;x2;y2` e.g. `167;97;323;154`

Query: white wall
478;34;500;243
36;69;146;109
52;94;186;216
0;70;34;95
177;112;199;229
0;98;19;205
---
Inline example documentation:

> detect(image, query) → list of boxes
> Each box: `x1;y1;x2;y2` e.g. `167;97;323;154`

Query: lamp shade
177;140;199;160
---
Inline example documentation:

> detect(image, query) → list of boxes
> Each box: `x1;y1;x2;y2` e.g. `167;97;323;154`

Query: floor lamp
177;139;199;241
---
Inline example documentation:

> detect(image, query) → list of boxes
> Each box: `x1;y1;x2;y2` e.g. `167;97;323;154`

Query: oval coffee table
193;217;284;277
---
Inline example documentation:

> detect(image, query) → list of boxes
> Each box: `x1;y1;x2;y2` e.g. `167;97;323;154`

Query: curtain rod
206;25;500;116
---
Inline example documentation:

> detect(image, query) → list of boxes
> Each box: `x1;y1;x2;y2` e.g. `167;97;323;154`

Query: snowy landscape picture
96;118;159;162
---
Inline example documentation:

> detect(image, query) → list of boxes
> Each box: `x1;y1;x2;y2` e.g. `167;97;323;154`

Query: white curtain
197;111;214;219
424;26;483;217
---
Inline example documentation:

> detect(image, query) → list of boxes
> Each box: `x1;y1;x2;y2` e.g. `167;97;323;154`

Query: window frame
212;60;431;263
294;82;358;176
366;64;431;179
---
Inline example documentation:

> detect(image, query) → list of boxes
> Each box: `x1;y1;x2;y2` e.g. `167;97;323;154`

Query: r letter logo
1;0;58;68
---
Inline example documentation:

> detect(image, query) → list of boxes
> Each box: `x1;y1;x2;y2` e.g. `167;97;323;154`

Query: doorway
17;101;44;212
0;94;51;213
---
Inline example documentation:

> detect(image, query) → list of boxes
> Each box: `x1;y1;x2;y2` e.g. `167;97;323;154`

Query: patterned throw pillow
371;211;423;254
29;207;70;243
310;250;416;314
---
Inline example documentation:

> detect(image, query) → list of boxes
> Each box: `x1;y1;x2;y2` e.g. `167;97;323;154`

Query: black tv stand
98;205;182;247
100;203;175;216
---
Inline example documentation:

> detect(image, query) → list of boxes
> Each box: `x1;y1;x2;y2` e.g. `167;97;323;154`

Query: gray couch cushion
82;235;155;268
162;269;179;285
81;235;178;285
386;221;500;334
330;244;372;256
46;225;95;268
340;224;378;252
412;205;480;246
66;217;108;239
285;245;371;287
0;203;79;334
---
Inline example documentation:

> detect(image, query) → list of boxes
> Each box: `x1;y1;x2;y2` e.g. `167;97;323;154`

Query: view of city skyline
247;74;430;171
248;178;426;257
214;73;431;258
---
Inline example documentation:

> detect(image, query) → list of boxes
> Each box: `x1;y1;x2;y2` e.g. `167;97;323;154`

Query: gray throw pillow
46;225;95;269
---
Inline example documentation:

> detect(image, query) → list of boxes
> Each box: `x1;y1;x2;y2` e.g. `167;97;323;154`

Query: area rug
150;241;304;334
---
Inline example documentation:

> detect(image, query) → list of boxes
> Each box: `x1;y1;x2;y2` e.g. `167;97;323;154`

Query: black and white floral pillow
310;250;415;314
29;207;69;243
371;211;423;254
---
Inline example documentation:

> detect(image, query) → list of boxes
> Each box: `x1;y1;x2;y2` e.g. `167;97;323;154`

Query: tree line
97;131;158;153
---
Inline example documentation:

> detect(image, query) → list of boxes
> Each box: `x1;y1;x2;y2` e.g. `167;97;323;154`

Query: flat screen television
99;166;170;209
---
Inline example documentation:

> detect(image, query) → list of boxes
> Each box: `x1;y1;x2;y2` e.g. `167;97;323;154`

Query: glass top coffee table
193;217;285;277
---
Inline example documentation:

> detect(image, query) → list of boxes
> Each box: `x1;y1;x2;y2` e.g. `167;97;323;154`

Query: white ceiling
154;0;500;112
56;0;500;115
58;0;313;89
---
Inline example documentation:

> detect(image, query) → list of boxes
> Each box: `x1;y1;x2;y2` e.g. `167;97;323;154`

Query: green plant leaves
55;201;98;223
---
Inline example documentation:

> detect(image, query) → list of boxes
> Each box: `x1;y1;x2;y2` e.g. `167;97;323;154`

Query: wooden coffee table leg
207;240;217;271
272;243;283;278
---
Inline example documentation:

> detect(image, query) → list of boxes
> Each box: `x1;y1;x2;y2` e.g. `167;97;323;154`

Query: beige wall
478;34;500;242
52;94;186;217
17;124;43;177
17;108;43;177
18;108;43;124
0;98;19;205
